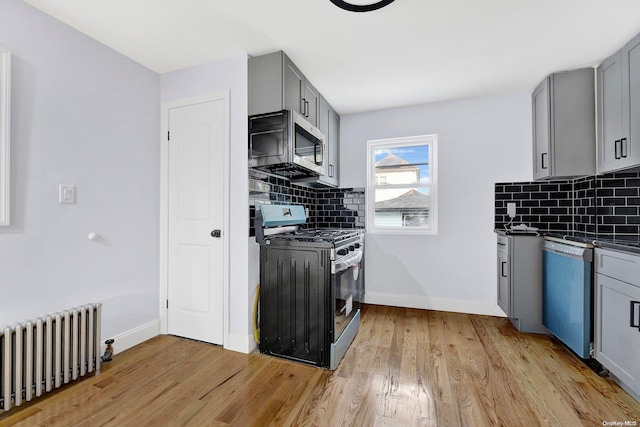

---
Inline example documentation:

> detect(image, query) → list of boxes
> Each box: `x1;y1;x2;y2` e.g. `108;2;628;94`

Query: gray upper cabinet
316;96;340;187
532;80;551;180
532;68;596;180
249;51;320;126
597;32;640;174
249;50;341;187
598;52;623;172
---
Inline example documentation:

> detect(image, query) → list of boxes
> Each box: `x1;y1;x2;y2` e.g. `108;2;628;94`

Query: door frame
159;91;230;348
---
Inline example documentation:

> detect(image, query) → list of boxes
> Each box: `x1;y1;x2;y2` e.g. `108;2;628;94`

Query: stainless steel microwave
248;110;327;179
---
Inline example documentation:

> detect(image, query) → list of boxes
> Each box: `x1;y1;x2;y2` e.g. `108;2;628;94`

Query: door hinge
167;131;170;141
166;299;169;309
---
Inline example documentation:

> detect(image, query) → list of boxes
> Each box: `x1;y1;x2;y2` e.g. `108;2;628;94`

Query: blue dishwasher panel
542;250;592;358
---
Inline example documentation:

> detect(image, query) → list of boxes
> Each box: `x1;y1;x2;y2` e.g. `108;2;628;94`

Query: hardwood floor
1;304;639;426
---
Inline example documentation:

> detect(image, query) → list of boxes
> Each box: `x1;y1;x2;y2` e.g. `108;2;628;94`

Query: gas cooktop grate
267;229;363;244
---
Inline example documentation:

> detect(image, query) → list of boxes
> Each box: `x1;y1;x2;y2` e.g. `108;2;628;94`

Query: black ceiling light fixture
330;0;396;12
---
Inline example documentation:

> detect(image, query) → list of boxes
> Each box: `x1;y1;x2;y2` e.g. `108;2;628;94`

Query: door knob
211;230;221;238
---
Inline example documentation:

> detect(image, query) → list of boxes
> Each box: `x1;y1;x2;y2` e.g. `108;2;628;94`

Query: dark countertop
542;232;640;255
495;229;640;255
495;229;540;237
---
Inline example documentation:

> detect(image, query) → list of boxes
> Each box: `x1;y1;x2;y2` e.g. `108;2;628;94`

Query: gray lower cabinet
249;50;320;126
597;32;640;174
496;232;547;334
497;237;510;315
532;68;595;180
594;248;640;400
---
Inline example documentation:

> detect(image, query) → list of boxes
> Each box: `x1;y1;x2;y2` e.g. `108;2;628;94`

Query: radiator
0;303;101;411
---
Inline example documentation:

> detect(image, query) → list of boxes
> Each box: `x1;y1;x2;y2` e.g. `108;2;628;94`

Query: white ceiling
22;0;640;114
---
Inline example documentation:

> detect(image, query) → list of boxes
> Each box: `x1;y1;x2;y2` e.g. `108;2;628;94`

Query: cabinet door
620;33;640;169
304;80;320;126
497;250;510;316
532;78;551;180
283;56;305;116
595;273;640;396
597;52;624;173
328;107;340;183
317;97;339;187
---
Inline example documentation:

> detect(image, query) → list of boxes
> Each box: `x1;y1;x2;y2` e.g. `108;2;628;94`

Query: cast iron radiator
0;303;102;411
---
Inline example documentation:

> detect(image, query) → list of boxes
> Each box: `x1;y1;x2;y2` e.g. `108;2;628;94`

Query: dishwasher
542;237;594;358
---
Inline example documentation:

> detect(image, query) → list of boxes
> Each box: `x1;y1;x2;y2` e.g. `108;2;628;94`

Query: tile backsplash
495;171;640;240
495;180;576;233
596;172;640;237
249;170;365;237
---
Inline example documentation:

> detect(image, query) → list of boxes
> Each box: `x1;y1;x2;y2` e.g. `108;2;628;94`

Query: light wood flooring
1;304;639;426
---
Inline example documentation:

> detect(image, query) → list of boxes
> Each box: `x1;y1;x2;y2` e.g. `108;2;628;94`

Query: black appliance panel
259;247;331;367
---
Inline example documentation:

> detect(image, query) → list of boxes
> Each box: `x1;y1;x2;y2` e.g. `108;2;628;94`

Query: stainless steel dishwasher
542;237;594;358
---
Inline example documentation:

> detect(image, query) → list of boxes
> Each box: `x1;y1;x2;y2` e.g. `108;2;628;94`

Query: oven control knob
337;248;349;256
349;245;355;252
354;243;361;249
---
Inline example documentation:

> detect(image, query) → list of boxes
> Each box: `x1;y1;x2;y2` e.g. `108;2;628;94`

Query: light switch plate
59;184;76;204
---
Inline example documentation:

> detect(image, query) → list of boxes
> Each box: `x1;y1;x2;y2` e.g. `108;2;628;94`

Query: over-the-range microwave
248;110;327;179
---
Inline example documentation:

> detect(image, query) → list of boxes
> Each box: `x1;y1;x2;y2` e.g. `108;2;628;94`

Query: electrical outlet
507;202;516;218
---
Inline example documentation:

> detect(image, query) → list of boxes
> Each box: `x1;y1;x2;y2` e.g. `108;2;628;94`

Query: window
375;175;387;185
366;135;437;234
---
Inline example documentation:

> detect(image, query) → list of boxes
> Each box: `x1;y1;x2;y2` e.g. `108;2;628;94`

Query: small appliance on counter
255;204;364;370
502;223;540;235
509;223;539;233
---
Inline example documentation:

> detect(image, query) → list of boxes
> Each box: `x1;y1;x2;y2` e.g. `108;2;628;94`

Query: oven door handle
334;250;363;273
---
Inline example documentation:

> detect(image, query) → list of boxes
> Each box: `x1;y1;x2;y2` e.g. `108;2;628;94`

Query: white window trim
0;48;10;226
366;134;438;235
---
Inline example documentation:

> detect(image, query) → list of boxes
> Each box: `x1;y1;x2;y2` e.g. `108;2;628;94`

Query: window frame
366;135;438;235
0;48;10;226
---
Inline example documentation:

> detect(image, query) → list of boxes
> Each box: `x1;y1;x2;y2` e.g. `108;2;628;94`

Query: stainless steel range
255;204;364;369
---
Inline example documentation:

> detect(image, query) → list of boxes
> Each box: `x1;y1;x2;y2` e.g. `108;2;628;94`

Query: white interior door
166;95;226;345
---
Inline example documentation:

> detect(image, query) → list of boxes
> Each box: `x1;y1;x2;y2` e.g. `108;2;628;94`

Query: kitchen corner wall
495;171;640;242
248;169;365;236
161;54;251;352
339;93;532;316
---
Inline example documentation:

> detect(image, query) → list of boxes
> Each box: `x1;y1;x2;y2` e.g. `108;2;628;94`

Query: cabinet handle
631;301;640;330
305;100;310;117
501;262;507;278
621;138;628;158
615;139;621;159
541;153;548;170
301;98;307;116
329;164;334;178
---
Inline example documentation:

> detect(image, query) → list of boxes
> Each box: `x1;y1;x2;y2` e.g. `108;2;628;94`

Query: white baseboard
100;319;161;355
225;332;258;354
364;292;507;317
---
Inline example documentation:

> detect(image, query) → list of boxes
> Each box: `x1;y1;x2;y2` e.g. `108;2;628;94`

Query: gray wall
341;93;533;314
0;0;160;339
